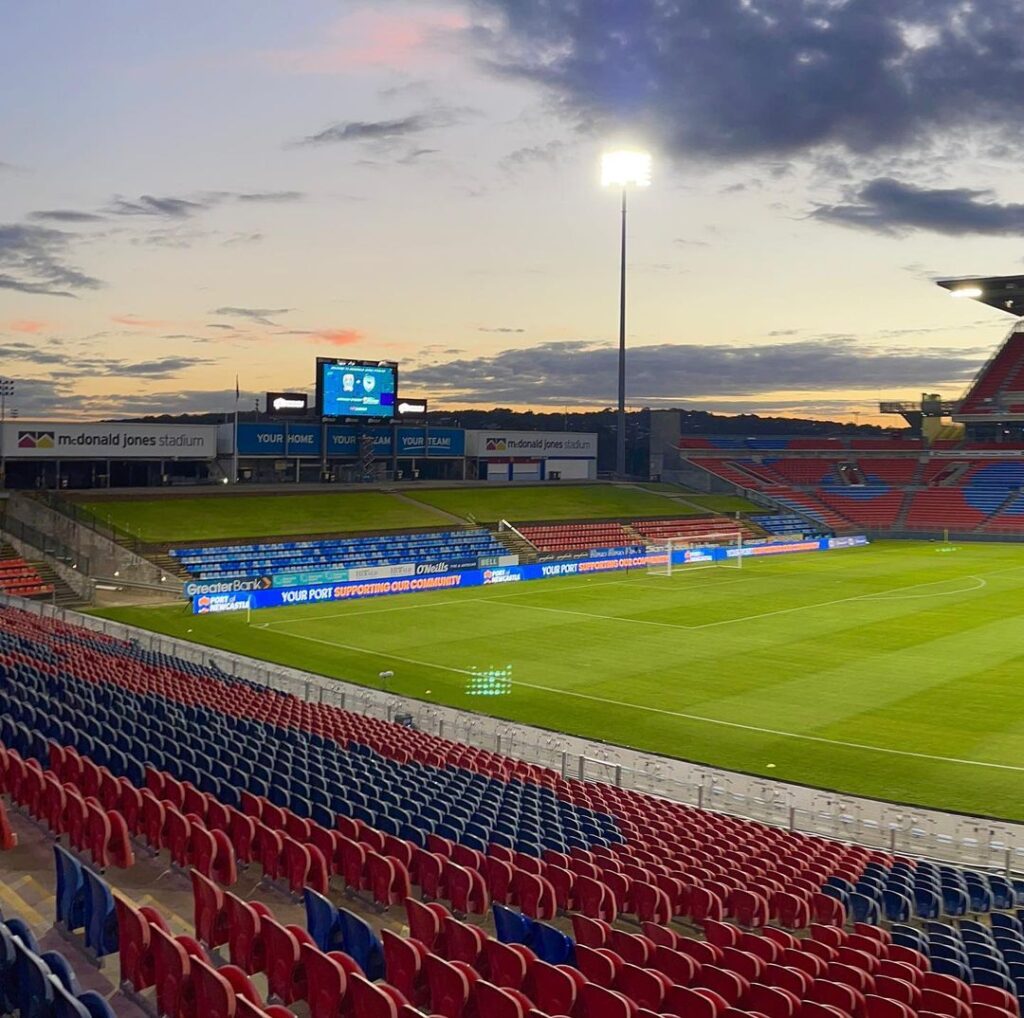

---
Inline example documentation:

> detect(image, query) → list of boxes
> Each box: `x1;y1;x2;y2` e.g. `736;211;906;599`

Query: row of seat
172;528;507;579
5;601;1017;933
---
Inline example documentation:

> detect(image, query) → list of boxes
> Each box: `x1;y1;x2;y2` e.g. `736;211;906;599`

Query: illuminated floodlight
601;150;652;188
950;286;983;299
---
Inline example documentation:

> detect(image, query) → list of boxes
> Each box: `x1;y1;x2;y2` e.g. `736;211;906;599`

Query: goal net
646;531;745;576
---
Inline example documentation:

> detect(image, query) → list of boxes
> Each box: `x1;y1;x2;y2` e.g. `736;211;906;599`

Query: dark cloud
811;178;1024;236
205;323;235;330
406;338;982;406
7;380;241;419
298;106;473;146
213;306;291;326
29;209;106;223
106;194;210;218
112;357;211;377
222;232;264;246
235;190;305;202
474;1;1024;160
397;148;439;165
0;223;102;298
500;141;565;172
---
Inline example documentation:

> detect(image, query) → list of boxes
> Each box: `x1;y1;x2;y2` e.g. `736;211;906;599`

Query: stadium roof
936;275;1024;316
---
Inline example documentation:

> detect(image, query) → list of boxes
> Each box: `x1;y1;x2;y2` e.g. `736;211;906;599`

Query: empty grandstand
3;599;1024;1017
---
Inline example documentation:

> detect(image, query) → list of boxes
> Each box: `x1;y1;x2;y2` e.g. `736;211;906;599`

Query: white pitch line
685;571;996;631
268;626;1024;774
857;576;987;601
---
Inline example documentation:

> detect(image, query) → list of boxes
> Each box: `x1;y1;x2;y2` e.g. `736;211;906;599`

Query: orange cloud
111;314;170;328
267;9;467;74
310;328;364;346
6;319;48;334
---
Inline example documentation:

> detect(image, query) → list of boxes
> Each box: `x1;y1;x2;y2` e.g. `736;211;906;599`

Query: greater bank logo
17;430;55;449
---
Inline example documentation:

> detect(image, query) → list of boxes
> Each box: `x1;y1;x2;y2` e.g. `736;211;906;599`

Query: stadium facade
0;420;597;489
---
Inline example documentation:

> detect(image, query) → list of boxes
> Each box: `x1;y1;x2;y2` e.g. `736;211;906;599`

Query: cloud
110;314;170;329
265;8;468;75
478;326;525;333
0;223;102;298
29;209;106;223
213;306;292;326
106;194;210;218
298;105;473;146
811;178;1024;236
405;338;983;406
110;357;211;377
308;328;364;346
4;319;49;334
235;190;305;203
474;0;1024;161
222;232;264;246
500;141;565;173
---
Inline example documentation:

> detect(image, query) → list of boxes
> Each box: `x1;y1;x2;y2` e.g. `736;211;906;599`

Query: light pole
601;150;651;478
0;378;13;489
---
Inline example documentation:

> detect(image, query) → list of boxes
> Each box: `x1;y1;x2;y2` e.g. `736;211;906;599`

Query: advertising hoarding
195;536;869;613
465;431;598;458
4;422;218;460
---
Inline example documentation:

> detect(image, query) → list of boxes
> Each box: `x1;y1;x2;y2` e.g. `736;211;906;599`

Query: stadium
4;273;1024;1016
8;4;1024;1013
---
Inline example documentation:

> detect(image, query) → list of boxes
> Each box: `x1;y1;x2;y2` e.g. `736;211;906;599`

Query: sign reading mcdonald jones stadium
465;430;598;458
2;422;218;459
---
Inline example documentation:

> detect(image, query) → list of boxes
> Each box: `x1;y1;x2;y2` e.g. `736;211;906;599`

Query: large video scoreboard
315;358;397;419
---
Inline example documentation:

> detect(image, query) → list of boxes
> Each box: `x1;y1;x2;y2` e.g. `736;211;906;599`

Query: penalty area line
268;626;1024;775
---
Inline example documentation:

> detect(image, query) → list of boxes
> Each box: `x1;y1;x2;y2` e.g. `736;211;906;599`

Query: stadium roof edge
936;275;1024;316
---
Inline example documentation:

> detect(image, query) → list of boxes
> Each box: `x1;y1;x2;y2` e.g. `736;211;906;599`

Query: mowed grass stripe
91;541;1024;819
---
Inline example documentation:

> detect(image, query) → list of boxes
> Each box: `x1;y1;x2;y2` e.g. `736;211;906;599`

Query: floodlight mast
601;151;651;478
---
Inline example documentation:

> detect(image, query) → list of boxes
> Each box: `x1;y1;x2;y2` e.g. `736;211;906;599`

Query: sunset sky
3;0;1024;424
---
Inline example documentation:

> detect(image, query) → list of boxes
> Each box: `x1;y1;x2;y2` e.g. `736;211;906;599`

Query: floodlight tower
601;150;651;478
0;378;13;488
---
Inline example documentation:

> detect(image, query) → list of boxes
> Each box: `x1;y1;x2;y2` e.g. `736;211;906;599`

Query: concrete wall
5;494;164;584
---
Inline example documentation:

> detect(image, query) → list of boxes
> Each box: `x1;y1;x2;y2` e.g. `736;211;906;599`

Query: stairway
27;558;82;607
493;525;538;562
0;542;82;606
150;551;189;582
892;489;916;531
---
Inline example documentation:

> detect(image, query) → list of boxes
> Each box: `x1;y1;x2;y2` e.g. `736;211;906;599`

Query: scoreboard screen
316;359;397;419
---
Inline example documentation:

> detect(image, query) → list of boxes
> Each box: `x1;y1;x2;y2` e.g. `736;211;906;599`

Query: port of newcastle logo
485;438;507;452
17;431;55;449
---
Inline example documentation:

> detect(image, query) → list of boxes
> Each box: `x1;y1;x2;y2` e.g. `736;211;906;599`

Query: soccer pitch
94;541;1024;820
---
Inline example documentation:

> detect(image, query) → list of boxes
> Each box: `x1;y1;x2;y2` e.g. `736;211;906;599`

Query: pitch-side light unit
601;150;652;188
950;286;983;299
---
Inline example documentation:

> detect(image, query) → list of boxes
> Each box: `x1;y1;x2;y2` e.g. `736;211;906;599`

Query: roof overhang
937;275;1024;315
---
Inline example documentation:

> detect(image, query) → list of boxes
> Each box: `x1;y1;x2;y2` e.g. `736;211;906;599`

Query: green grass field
79;492;450;543
410;484;695;522
94;540;1024;820
78;484;702;542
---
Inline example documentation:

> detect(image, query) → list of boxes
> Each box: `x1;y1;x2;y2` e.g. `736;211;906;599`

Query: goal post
646;531;745;576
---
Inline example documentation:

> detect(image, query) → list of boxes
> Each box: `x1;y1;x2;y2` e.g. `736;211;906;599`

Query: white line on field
268;626;1024;774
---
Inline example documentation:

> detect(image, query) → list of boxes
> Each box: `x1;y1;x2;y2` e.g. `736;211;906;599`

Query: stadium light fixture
601;150;651;478
601;150;652;188
950;286;983;298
